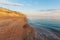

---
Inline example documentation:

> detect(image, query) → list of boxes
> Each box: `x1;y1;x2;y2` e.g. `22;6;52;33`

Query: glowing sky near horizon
0;0;60;17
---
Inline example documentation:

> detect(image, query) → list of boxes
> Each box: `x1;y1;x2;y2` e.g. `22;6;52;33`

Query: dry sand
0;7;35;40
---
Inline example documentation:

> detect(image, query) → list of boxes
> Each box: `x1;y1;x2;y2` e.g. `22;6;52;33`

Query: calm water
28;17;60;40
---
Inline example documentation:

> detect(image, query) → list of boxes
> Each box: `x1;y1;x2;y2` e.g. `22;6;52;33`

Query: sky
0;0;60;16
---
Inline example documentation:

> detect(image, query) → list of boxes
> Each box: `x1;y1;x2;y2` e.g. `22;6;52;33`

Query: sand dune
0;7;35;40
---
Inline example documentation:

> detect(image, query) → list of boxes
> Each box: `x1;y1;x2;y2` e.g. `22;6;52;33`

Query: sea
27;17;60;40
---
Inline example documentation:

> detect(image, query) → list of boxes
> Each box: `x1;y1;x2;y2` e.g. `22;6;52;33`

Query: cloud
0;0;23;6
26;9;60;20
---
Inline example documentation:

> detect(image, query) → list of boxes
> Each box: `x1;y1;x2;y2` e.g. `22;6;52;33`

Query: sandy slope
0;8;35;40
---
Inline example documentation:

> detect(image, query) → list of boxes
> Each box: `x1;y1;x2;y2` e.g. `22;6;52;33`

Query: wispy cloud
26;9;60;19
0;0;23;6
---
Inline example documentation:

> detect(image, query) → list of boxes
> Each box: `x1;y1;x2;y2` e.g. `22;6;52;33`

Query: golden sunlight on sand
0;7;35;40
